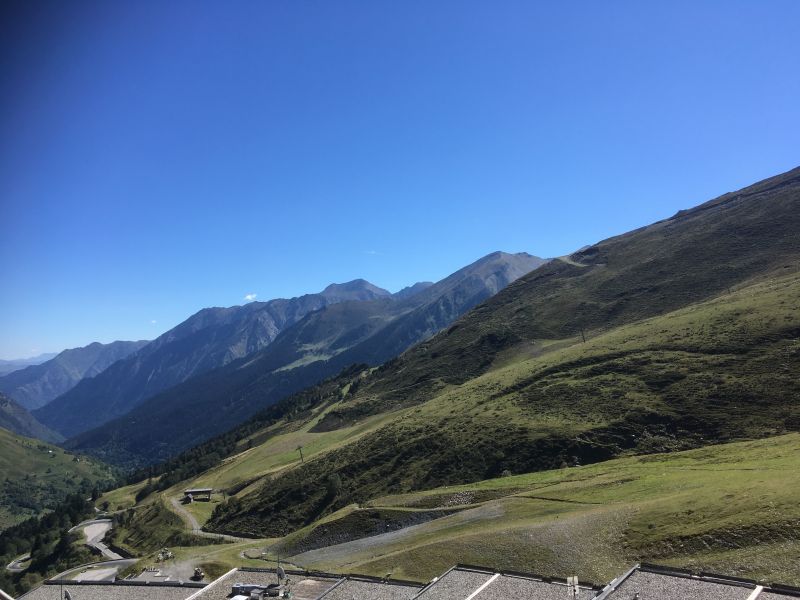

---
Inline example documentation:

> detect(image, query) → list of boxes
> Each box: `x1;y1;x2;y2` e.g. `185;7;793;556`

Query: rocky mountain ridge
35;280;392;438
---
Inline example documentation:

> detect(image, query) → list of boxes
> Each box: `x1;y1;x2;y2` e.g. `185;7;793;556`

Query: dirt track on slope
168;496;249;542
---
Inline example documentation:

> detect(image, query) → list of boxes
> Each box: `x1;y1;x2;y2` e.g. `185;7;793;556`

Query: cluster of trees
0;492;97;596
1;473;101;519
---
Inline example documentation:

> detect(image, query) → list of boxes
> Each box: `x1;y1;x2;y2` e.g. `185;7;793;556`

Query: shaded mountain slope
0;392;62;443
0;340;148;411
35;280;390;438
65;252;544;465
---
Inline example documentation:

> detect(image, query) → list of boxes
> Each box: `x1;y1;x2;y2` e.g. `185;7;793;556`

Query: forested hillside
0;427;113;531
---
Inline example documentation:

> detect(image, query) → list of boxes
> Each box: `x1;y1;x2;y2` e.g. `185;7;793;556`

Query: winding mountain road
5;553;30;573
51;558;138;582
68;519;124;560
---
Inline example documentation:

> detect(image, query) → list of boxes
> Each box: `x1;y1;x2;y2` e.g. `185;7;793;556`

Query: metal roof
594;564;800;600
18;581;201;600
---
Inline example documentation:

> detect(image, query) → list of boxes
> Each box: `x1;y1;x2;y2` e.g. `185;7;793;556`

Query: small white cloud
244;293;257;302
150;320;157;325
364;250;381;255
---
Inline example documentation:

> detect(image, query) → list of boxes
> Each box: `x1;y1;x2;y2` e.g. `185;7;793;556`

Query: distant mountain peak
479;250;536;262
320;279;391;301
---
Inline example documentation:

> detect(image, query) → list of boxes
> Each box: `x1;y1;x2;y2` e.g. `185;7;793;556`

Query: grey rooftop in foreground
594;564;800;600
14;562;800;599
17;580;202;600
412;565;597;599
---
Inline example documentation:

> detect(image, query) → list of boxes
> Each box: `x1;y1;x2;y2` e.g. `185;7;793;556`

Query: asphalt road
5;553;30;573
52;558;138;582
69;519;124;560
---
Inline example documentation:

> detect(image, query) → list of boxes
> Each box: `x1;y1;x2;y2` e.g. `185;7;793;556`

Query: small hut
183;487;212;502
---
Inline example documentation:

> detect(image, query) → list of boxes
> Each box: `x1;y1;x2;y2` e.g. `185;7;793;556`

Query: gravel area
290;502;506;566
320;579;421;599
19;582;198;600
604;571;754;599
759;593;800;599
472;574;596;599
414;568;494;599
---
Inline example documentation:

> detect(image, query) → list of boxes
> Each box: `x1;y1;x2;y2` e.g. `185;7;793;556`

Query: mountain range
0;340;148;411
60;251;545;465
33;279;396;438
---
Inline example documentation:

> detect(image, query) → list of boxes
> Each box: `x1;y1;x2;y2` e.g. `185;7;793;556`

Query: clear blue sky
1;1;798;359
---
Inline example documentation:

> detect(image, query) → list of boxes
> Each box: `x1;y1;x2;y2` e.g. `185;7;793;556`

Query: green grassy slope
332;165;800;420
0;427;114;530
135;434;800;586
273;433;800;585
208;268;800;536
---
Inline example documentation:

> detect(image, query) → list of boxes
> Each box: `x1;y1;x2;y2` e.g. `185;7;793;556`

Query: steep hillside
0;427;113;530
0;340;148;410
171;167;800;538
108;434;800;586
35;280;390;438
206;270;800;537
65;252;544;466
0;393;62;443
328;165;800;421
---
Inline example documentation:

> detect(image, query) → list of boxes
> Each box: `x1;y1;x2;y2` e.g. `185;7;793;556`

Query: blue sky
1;1;799;359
